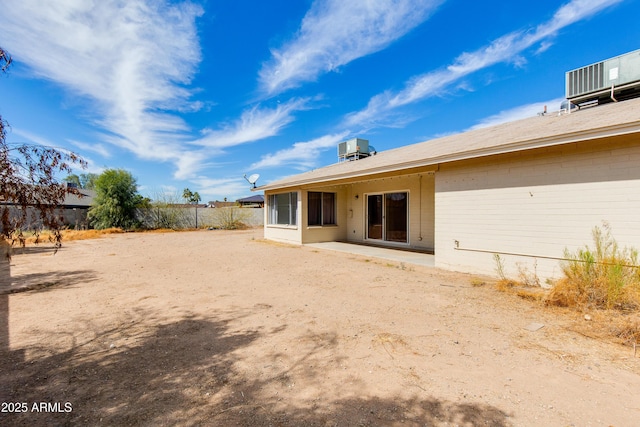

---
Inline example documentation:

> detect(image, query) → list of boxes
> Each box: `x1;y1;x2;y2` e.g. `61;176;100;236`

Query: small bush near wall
136;207;263;230
548;222;640;310
211;207;253;230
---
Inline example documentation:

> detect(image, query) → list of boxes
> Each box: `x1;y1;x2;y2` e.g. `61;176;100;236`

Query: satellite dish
243;173;260;188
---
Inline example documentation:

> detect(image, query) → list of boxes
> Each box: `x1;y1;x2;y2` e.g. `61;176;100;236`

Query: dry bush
547;223;640;310
212;206;252;230
565;309;640;349
609;313;640;345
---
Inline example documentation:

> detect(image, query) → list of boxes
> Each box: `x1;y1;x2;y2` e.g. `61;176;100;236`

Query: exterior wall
263;187;349;244
263;190;302;244
434;135;640;282
262;173;436;249
137;207;263;229
0;206;90;231
346;173;435;251
299;186;349;244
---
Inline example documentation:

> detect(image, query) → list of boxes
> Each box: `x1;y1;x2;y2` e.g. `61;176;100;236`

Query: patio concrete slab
305;242;435;267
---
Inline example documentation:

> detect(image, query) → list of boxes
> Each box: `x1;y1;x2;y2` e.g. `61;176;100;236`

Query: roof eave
257;120;640;192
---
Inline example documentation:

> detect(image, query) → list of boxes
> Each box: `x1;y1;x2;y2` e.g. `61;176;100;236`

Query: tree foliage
1;47;87;250
88;169;144;230
0;47;11;73
145;190;192;230
182;188;201;204
64;172;99;190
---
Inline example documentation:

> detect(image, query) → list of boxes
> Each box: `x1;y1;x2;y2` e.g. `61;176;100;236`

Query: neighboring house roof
1;187;95;208
63;189;95;208
208;200;235;208
258;97;640;191
236;195;264;203
166;203;208;208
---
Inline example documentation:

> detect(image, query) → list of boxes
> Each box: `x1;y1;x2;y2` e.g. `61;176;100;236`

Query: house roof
257;97;640;191
208;200;235;208
1;187;95;208
236;194;264;203
63;189;95;208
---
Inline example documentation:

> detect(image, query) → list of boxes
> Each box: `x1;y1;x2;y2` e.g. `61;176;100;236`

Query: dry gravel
1;229;639;426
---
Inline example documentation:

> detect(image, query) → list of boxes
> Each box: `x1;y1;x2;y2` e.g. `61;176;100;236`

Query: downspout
611;84;618;102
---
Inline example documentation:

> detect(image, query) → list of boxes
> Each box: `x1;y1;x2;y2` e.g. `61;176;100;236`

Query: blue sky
1;0;638;201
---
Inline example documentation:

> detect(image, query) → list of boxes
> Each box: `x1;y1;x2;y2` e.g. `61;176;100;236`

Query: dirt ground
1;229;639;426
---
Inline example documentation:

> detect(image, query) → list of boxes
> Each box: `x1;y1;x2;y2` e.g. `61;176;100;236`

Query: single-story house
256;96;640;281
207;200;235;208
236;194;265;208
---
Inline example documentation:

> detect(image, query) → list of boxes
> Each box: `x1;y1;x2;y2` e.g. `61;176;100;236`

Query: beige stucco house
256;97;640;281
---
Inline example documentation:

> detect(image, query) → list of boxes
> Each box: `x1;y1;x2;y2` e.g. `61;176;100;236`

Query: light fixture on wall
354;194;359;199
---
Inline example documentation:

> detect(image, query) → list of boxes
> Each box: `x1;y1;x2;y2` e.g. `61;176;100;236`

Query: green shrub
549;223;640;310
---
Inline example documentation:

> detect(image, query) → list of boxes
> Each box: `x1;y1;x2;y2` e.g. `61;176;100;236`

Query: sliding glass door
366;192;408;243
367;194;383;239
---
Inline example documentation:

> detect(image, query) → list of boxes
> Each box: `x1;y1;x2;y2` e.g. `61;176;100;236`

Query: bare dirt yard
1;229;639;426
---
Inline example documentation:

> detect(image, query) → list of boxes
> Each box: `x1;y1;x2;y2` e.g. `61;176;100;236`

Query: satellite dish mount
243;173;260;189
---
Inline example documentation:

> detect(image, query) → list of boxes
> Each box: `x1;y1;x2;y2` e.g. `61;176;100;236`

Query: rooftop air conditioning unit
566;48;640;105
338;138;369;161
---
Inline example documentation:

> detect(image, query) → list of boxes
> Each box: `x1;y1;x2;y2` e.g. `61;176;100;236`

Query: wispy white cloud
191;98;310;149
345;0;622;128
173;150;215;180
69;139;111;158
190;176;251;201
251;131;351;170
467;98;565;130
0;0;204;176
259;0;444;95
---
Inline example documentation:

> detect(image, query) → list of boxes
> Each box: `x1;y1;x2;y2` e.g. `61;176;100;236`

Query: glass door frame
364;191;410;245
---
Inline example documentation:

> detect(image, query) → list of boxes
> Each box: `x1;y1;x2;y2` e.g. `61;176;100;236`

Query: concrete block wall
434;135;640;282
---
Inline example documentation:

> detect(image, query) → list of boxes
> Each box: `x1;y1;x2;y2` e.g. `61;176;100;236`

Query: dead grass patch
5;228;124;246
254;239;300;249
476;277;640;350
494;278;547;302
470;277;488;287
372;333;410;358
60;228;124;241
3;228;213;249
563;309;640;349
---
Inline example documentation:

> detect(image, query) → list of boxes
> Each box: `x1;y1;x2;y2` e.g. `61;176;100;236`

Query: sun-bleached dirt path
1;229;639;426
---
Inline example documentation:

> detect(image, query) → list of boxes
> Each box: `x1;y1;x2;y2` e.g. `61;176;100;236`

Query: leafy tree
1;47;86;250
64;172;99;190
88;169;143;230
182;188;201;204
63;174;81;188
182;188;202;228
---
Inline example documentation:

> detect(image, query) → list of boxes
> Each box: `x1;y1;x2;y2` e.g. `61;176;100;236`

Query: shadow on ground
0;312;511;426
8;246;63;256
0;269;97;294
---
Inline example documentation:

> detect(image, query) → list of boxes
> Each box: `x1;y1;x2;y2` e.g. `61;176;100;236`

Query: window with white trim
268;192;297;225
